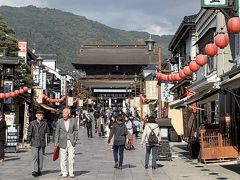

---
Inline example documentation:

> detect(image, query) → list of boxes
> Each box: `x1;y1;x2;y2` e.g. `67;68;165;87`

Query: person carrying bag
141;116;161;170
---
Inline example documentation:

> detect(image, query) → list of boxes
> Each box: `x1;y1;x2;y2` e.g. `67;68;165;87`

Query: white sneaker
62;174;68;178
69;174;75;178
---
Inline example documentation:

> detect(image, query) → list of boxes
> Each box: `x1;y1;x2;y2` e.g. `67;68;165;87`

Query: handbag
53;146;60;161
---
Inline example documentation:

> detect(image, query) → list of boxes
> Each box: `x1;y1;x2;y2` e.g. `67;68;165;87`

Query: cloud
0;0;201;35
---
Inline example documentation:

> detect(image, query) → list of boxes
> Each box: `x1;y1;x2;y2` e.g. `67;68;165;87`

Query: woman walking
108;114;128;169
141;116;161;170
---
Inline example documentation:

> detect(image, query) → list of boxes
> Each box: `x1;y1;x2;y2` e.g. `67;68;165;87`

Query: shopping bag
53;146;59;161
108;135;114;146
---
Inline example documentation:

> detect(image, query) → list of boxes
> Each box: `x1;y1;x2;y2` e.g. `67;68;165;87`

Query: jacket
55;118;78;149
0;119;6;141
141;123;161;144
27;120;49;147
108;120;128;145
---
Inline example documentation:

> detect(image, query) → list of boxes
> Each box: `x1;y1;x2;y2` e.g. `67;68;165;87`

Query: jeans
145;144;158;167
87;127;92;137
113;145;125;166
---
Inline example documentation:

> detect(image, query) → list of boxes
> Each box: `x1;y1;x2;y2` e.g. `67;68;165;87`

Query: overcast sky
0;0;200;36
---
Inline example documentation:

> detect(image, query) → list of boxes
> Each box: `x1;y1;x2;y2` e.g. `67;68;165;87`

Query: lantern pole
158;47;162;118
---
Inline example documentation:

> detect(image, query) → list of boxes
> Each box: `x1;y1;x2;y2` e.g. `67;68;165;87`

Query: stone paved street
0;128;240;180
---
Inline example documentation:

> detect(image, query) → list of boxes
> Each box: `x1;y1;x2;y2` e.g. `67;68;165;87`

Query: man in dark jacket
0;113;6;163
27;110;49;177
108;114;128;169
86;113;93;138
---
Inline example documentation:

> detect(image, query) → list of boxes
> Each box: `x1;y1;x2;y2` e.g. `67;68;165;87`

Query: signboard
161;83;174;102
34;88;43;103
18;41;27;62
78;99;83;107
146;80;158;100
6;125;19;152
60;75;66;95
201;0;228;7
5;114;15;126
134;97;141;108
23;102;29;141
3;81;13;104
67;97;74;106
32;65;40;84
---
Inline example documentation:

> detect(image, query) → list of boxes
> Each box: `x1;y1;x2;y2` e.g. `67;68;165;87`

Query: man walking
55;108;78;178
85;113;93;138
0;113;6;164
27;110;49;177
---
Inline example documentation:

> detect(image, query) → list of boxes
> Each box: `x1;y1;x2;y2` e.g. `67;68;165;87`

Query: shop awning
155;118;172;127
169;96;191;109
221;73;240;89
40;104;57;113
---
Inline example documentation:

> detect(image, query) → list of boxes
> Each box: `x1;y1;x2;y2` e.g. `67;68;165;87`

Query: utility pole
158;47;162;118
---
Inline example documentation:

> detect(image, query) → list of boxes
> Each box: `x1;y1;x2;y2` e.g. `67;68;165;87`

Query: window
235;34;240;64
207;56;216;74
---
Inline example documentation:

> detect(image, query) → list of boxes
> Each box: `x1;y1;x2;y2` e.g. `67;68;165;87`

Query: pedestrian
85;113;93;138
27;110;49;177
141;116;161;170
0;113;6;163
107;114;128;169
55;108;78;178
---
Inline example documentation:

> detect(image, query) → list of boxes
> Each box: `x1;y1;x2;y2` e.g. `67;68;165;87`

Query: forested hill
0;5;173;69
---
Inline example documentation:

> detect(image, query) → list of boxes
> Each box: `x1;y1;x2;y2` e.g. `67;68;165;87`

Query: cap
36;110;44;114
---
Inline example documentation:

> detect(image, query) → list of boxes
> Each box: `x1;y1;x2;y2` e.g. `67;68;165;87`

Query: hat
36;110;44;114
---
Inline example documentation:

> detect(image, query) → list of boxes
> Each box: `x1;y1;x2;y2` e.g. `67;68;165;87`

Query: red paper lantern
168;74;173;82
10;92;16;97
5;93;11;98
19;89;24;94
215;33;229;49
0;93;5;99
14;90;20;95
179;69;187;79
196;54;208;66
189;61;200;72
227;17;240;33
204;43;218;57
156;72;164;80
23;86;29;91
47;98;50;102
183;66;193;76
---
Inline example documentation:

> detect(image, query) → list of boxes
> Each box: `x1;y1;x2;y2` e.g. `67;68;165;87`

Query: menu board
6;125;19;147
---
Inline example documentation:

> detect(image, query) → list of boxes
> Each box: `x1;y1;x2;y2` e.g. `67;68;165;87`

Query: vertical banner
18;40;27;62
39;69;43;88
32;65;40;85
42;70;47;90
3;80;13;104
55;92;60;105
109;98;111;107
23;102;29;141
5;114;15;126
161;83;174;102
34;88;43;103
145;80;158;100
60;75;66;96
67;97;74;106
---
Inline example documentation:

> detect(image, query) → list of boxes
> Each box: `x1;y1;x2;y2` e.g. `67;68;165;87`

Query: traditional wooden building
71;42;156;109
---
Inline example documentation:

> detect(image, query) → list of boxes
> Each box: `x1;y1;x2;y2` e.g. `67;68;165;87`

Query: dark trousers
113;145;125;166
0;140;4;160
87;126;93;137
32;147;43;173
145;144;158;167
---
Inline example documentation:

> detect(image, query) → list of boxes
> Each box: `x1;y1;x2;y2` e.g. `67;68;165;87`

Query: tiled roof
72;45;155;65
36;54;57;61
0;56;20;65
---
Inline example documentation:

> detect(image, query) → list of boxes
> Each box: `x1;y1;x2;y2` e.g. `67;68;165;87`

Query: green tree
0;16;33;87
0;16;18;56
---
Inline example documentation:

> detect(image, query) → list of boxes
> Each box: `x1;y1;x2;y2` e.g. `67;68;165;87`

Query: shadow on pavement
220;164;240;175
4;157;20;161
75;170;90;176
42;169;61;175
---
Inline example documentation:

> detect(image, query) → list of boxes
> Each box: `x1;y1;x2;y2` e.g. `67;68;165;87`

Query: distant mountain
0;5;173;69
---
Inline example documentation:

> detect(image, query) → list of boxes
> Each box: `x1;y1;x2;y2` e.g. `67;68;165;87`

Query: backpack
148;126;158;144
94;111;100;118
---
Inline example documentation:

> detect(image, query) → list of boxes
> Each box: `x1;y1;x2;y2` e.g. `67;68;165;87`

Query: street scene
1;0;240;179
0;128;240;180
